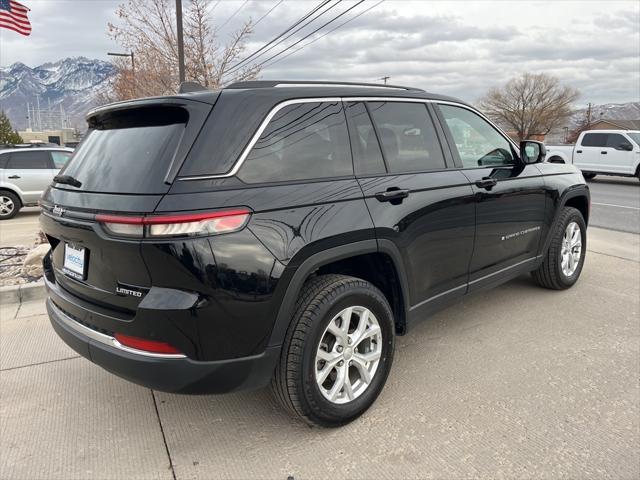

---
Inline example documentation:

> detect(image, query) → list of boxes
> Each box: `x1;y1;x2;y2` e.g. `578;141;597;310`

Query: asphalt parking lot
1;227;638;480
588;176;640;234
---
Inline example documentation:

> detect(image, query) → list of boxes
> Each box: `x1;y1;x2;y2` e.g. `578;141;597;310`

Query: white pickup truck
545;129;640;180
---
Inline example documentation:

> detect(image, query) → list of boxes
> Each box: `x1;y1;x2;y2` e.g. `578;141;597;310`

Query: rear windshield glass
60;107;188;194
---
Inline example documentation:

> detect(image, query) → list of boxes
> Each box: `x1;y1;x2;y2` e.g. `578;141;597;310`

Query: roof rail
225;80;424;92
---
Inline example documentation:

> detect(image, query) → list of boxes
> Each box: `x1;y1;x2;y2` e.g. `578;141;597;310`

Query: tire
0;191;20;220
532;207;586;290
271;274;395;427
582;172;596;180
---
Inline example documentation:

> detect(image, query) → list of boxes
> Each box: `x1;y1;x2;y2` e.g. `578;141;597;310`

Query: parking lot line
591;202;640;210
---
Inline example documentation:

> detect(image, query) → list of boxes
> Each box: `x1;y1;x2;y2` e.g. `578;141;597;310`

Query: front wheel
271;274;395;427
532;206;586;289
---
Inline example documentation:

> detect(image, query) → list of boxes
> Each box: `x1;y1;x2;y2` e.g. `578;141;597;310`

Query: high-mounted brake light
96;209;251;238
114;333;182;355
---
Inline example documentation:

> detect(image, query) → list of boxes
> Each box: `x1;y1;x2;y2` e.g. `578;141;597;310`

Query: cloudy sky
1;0;638;105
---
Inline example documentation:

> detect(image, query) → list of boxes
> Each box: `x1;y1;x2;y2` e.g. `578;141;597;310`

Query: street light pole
176;0;186;84
107;51;136;96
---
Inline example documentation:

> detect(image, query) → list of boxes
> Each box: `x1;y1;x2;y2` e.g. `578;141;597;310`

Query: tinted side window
606;133;630;149
6;151;51;169
238;101;352;183
438;104;515;168
345;102;385;175
581;133;607;147
51;151;72;168
367;102;445;173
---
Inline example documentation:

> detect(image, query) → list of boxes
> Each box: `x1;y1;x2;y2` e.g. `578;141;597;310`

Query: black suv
41;81;589;427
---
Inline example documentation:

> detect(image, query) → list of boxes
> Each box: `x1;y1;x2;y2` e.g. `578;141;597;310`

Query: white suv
0;147;74;219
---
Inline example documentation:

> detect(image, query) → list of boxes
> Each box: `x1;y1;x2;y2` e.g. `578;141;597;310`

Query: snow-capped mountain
568;102;640;128
0;57;116;130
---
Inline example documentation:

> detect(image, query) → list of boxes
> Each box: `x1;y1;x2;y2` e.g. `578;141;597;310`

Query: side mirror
520;140;546;164
618;143;633;151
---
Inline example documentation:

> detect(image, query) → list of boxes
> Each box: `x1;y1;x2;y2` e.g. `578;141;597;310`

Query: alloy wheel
0;196;14;217
315;305;382;404
561;221;582;277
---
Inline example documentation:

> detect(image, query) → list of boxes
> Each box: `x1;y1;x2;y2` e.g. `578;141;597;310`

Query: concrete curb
0;279;45;306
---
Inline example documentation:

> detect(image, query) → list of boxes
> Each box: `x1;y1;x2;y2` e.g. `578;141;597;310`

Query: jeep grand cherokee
41;81;589;427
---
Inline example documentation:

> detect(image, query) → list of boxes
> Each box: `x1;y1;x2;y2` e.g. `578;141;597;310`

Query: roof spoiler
178;81;208;93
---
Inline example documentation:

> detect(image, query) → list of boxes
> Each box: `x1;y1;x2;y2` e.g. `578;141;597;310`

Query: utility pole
378;76;390;85
586;103;592;130
176;0;186;84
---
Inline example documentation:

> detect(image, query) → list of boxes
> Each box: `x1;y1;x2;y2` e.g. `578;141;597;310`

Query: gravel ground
0;246;39;287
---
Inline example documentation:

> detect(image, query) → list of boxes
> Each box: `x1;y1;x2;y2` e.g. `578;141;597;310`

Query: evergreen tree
0;111;23;145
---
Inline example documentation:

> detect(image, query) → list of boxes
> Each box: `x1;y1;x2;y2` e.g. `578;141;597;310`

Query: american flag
0;0;31;36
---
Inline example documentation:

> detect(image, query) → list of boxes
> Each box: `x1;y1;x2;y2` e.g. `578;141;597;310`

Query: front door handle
576;150;583;153
375;188;410;203
601;151;608;154
8;175;20;179
475;177;498;190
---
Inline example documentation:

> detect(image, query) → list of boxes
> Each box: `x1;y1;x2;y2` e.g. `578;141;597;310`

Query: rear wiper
53;175;82;188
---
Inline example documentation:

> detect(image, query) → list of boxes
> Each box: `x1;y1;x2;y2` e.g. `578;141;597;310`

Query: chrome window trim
177;96;517;182
49;300;187;359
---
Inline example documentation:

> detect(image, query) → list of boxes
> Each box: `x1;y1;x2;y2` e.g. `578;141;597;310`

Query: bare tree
479;73;580;141
104;0;260;101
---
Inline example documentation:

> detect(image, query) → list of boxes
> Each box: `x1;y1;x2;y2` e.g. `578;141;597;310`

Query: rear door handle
475;177;498;190
8;175;20;179
576;150;583;153
375;188;410;202
601;151;607;154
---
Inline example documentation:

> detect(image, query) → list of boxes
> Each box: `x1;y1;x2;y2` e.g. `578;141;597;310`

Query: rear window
237;101;352;183
60;107;188;194
581;133;607;147
368;102;445;173
6;151;51;169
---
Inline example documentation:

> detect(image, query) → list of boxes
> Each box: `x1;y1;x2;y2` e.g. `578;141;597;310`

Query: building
18;128;79;146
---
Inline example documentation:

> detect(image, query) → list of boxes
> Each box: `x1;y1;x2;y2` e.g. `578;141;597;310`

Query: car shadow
152;274;545;437
588;177;639;187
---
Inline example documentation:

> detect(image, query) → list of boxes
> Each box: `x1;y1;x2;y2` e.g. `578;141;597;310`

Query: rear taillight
114;333;182;355
96;209;251;238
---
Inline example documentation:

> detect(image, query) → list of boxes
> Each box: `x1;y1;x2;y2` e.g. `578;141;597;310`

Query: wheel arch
268;240;410;348
540;186;590;256
547;155;566;164
0;187;23;208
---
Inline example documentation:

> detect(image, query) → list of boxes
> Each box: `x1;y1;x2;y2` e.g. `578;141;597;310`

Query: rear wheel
0;192;20;220
271;274;395;427
532;207;586;290
582;172;596;180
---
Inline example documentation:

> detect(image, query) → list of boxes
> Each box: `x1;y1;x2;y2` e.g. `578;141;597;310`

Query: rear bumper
46;296;280;394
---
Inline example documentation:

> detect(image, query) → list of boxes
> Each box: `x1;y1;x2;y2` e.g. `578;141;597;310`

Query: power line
218;0;249;30
225;0;333;74
253;0;285;28
210;0;221;13
248;0;366;71
262;0;385;69
225;0;341;76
